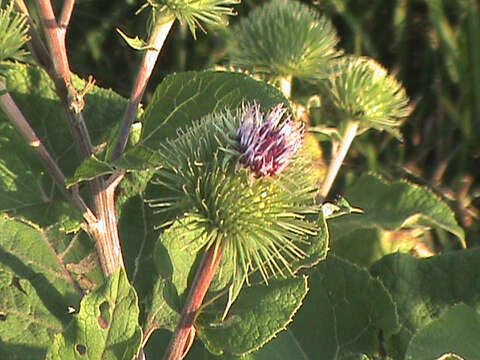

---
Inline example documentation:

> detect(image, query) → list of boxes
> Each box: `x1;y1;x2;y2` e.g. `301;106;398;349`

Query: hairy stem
34;0;124;276
163;243;225;360
112;15;175;160
319;120;359;201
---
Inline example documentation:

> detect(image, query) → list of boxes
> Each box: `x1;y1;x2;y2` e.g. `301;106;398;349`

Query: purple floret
237;103;304;177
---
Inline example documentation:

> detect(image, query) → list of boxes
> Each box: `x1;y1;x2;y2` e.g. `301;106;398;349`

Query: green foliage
66;155;115;188
147;208;328;332
0;1;29;68
0;215;94;359
0;1;477;359
330;173;465;266
228;0;340;79
405;303;480;360
327;57;411;138
47;269;142;360
118;71;289;169
291;255;399;359
0;63;127;226
197;276;308;356
370;249;480;359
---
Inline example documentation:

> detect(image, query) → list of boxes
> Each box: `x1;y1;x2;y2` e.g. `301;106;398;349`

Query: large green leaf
370;249;480;359
329;173;465;266
290;255;399;360
197;276;309;356
144;207;327;355
47;269;142;360
0;62;127;228
405;303;480;360
0;215;97;359
118;71;289;169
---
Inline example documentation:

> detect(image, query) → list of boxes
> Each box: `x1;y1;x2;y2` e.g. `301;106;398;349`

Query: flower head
150;104;320;284
237;103;304;177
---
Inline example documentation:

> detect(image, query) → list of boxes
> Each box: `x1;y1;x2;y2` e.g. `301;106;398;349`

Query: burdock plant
228;0;341;96
2;0;467;360
151;102;321;359
151;103;317;279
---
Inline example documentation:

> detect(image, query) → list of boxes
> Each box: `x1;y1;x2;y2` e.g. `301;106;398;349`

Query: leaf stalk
112;15;175;161
319;120;359;201
163;242;225;360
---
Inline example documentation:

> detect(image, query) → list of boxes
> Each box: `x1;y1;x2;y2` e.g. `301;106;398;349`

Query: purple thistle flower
237;103;304;177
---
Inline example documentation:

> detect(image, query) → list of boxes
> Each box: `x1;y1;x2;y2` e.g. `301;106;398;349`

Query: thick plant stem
34;0;124;276
35;0;94;159
14;0;53;72
319;120;359;201
163;243;225;360
112;16;175;161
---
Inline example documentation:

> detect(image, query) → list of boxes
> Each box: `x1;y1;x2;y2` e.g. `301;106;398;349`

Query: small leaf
405;304;480;360
47;269;143;360
116;28;157;51
66;155;115;188
370;249;480;358
196;276;309;356
290;255;400;359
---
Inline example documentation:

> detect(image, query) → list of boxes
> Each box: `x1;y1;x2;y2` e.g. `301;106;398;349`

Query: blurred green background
63;0;479;245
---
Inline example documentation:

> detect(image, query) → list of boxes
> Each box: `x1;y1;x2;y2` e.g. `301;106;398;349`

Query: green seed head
228;0;340;80
328;56;411;138
149;104;320;282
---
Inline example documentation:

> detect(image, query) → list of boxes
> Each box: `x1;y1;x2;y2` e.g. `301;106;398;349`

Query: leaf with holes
0;215;97;359
47;269;142;360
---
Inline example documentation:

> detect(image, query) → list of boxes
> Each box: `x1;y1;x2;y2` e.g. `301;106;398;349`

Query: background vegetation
66;0;479;247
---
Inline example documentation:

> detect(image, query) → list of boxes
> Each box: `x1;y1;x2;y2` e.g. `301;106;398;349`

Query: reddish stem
112;16;174;160
59;0;75;41
34;0;124;276
163;243;225;360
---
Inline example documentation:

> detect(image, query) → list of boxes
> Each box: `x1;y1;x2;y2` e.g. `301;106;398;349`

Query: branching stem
0;81;96;225
34;0;124;276
163;243;225;360
112;15;175;160
319;120;359;201
59;0;75;41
